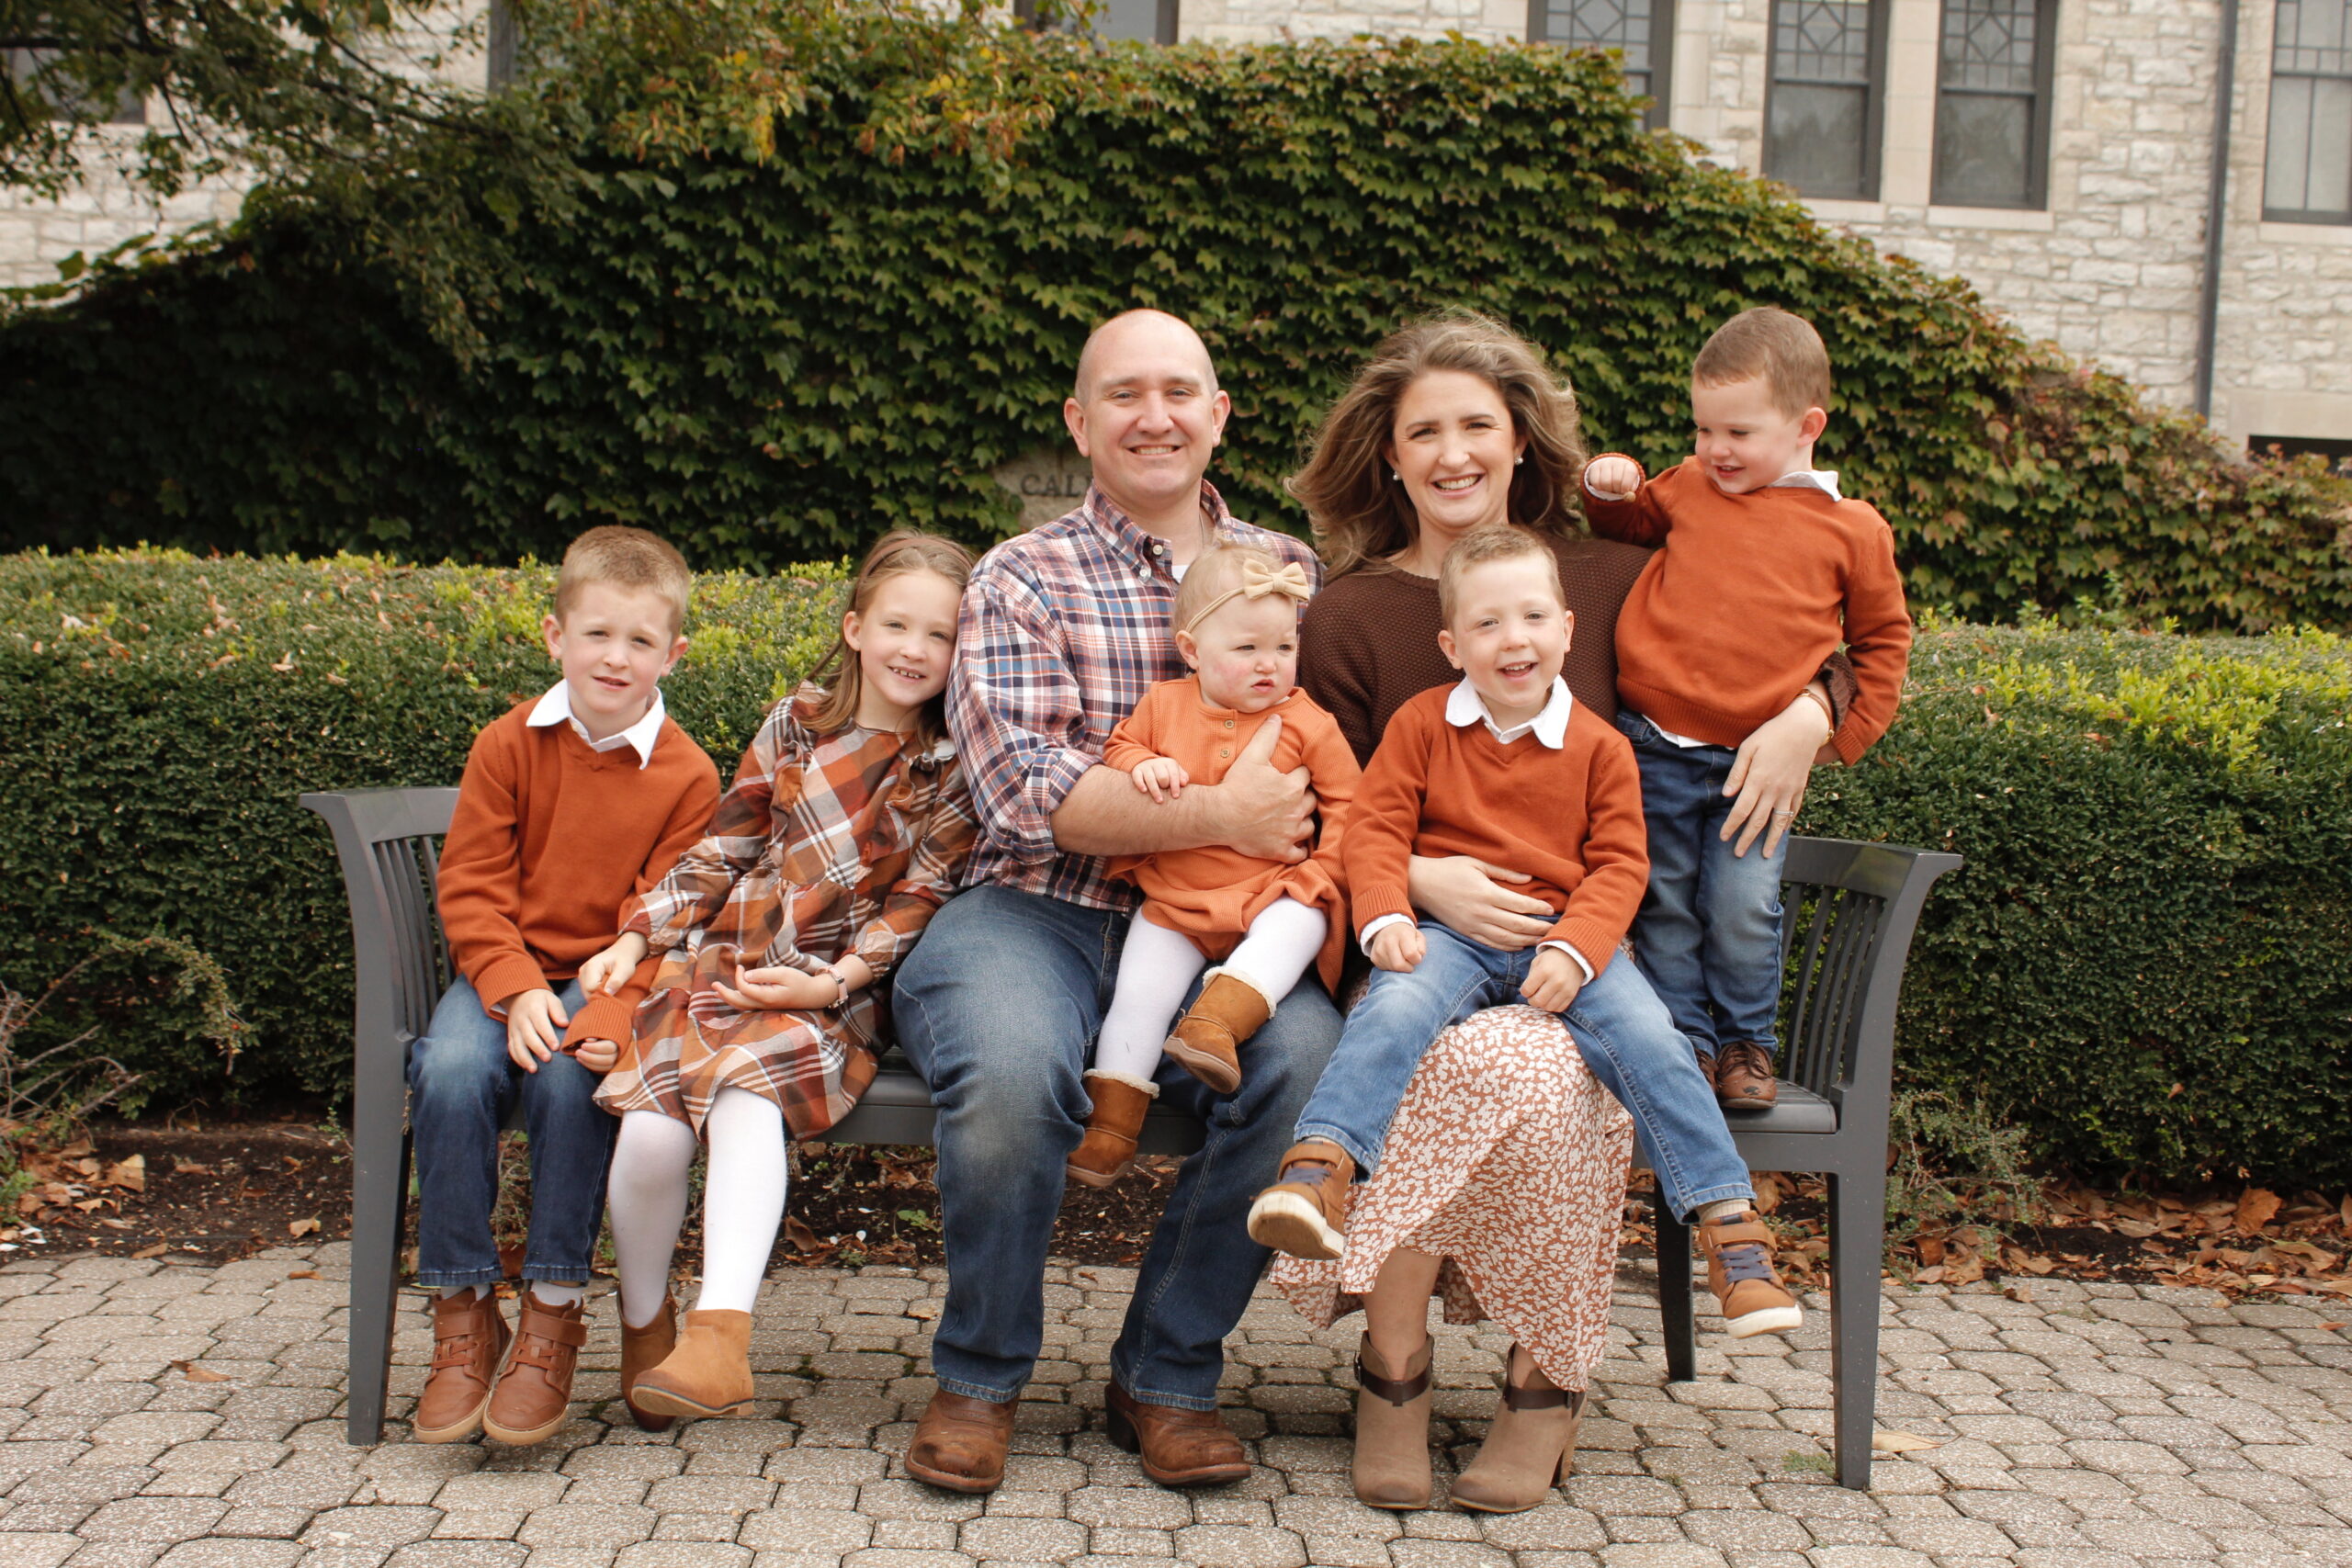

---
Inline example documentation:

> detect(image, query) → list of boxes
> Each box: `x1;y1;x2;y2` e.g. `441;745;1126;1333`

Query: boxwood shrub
6;550;2347;1184
4;28;2348;631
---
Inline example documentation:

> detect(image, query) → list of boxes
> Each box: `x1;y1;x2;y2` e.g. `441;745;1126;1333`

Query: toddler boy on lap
1247;525;1800;1338
410;526;721;1445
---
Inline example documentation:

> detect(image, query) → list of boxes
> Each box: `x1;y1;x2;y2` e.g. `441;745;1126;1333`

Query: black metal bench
304;786;1956;1487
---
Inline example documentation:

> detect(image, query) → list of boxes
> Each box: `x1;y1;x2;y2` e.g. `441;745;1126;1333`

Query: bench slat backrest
301;788;461;1067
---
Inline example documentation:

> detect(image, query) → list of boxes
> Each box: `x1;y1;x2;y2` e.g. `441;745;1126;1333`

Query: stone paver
0;1243;2347;1565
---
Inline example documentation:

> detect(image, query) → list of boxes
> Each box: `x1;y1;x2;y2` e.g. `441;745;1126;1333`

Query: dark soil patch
3;1120;352;1264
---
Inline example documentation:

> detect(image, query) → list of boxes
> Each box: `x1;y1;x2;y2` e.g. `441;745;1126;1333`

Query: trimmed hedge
6;550;2348;1183
4;29;2350;630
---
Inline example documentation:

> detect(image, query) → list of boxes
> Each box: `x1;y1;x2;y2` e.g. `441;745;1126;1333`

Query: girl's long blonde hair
803;529;978;749
1286;310;1589;580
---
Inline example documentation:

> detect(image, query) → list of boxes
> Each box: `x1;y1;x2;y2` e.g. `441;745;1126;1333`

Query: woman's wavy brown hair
1287;310;1589;579
803;528;978;750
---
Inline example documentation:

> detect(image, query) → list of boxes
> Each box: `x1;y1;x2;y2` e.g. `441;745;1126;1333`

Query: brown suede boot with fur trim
1068;1071;1159;1188
629;1309;756;1420
619;1295;679;1432
1162;970;1272;1094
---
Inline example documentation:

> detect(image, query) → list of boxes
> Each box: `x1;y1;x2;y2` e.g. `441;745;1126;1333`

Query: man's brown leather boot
413;1288;508;1443
1105;1382;1252;1487
904;1390;1017;1493
481;1289;588;1445
1713;1041;1780;1111
619;1295;679;1432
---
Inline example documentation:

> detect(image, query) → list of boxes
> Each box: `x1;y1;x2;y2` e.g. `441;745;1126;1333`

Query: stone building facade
10;2;2349;450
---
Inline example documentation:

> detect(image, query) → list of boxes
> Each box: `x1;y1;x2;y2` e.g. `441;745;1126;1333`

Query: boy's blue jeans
892;884;1339;1411
407;976;616;1289
1615;710;1788;1060
1293;921;1753;1222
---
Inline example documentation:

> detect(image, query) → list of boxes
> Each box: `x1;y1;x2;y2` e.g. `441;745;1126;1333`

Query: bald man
893;311;1340;1491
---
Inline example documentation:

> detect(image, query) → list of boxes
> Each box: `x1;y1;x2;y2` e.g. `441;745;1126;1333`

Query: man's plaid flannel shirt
948;481;1323;911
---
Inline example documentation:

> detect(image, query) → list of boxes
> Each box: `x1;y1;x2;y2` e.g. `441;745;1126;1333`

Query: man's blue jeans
1615;710;1788;1059
407;976;616;1288
892;884;1340;1411
1294;921;1752;1222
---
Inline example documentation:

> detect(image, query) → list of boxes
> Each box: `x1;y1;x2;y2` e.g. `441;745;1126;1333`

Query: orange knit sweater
436;698;722;1051
1342;687;1649;978
1584;457;1913;763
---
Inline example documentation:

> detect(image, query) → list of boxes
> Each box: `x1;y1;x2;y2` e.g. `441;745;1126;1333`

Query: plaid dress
594;683;978;1139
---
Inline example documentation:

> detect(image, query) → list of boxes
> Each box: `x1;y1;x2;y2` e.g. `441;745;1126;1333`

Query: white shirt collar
1444;675;1575;749
526;681;667;769
1769;468;1842;502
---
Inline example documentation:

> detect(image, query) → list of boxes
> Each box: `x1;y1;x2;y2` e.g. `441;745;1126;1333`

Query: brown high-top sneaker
1068;1071;1159;1188
414;1287;508;1443
619;1295;679;1432
1245;1141;1354;1260
1161;970;1272;1095
481;1289;589;1445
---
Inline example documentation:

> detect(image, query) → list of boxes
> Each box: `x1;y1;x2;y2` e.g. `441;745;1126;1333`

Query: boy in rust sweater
1248;526;1798;1339
1582;308;1912;1116
411;526;721;1447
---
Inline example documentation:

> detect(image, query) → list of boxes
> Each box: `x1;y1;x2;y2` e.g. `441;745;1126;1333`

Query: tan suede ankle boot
1162;969;1272;1094
1350;1333;1433;1510
1068;1071;1159;1188
619;1295;679;1432
1449;1346;1585;1513
628;1309;755;1420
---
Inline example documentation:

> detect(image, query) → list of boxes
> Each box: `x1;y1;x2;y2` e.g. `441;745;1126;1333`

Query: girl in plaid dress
582;531;979;1426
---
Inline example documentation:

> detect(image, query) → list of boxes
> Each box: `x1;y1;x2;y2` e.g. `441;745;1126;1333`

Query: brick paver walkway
1;1244;2347;1568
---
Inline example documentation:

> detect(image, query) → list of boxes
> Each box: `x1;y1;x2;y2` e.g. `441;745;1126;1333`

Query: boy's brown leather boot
1246;1140;1354;1260
1162;970;1272;1094
629;1309;757;1420
619;1295;679;1432
1068;1072;1159;1188
482;1289;588;1445
413;1288;508;1443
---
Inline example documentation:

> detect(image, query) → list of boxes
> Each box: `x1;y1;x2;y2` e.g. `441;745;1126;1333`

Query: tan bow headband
1180;558;1313;637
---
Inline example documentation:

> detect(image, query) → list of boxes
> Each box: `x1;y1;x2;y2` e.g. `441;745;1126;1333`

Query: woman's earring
1391;470;1401;482
1515;456;1525;466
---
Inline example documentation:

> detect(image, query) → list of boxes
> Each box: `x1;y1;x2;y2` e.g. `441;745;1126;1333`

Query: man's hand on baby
1520;949;1585;1012
1582;455;1643;499
714;963;841;1012
1130;756;1191;803
1369;923;1425;973
1216;716;1315;863
502;987;569;1073
578;932;650;997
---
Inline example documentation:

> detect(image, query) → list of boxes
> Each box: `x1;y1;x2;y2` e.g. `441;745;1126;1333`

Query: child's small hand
571;1037;620;1073
1521;948;1585;1013
1369;922;1425;973
1130;757;1191;804
714;963;841;1012
1583;455;1643;499
579;932;650;997
502;987;570;1073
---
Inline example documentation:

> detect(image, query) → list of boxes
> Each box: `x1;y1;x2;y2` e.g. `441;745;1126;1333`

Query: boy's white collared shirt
1357;674;1594;984
527;681;668;769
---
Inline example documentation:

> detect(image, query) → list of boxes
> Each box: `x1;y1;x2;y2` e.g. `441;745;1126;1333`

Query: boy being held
1248;525;1796;1339
1581;307;1912;1114
411;525;721;1446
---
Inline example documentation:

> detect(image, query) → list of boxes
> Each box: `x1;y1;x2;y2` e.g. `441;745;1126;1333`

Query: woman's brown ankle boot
1350;1332;1433;1510
1068;1071;1159;1188
628;1309;755;1420
619;1295;678;1432
1449;1346;1586;1514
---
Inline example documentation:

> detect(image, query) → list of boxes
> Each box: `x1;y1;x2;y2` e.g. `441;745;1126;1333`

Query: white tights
1093;897;1327;1082
606;1087;789;1325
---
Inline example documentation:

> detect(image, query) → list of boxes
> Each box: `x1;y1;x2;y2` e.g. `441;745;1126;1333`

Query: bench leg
1655;1195;1696;1382
1826;1168;1884;1489
346;1089;412;1445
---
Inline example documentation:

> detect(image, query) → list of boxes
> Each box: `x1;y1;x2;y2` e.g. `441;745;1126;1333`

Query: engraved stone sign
991;446;1092;532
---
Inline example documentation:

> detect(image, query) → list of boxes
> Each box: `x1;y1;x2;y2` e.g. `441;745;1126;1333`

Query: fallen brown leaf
171;1360;230;1383
172;1159;212;1177
2237;1188;2283;1235
101;1155;145;1194
288;1217;321;1238
2319;1321;2347;1331
1871;1429;1941;1452
783;1216;823;1253
97;1217;130;1230
287;1269;319;1280
131;1243;169;1259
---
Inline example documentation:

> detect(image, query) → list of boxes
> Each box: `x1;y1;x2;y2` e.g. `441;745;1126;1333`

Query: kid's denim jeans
1292;921;1754;1222
1614;709;1788;1061
407;976;616;1289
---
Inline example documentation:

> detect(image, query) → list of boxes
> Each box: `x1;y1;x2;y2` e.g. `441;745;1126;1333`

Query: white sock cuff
1085;1068;1160;1097
1200;964;1278;1012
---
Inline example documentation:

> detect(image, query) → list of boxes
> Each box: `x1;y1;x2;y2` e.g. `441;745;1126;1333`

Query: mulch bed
7;1119;2347;1312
